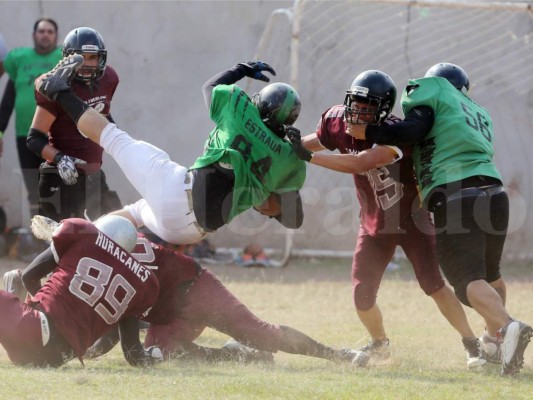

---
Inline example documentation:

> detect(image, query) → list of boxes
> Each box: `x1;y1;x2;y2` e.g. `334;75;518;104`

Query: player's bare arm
301;132;326;152
310;145;398;174
300;132;398;173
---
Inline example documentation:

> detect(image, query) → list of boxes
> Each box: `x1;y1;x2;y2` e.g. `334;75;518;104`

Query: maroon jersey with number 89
30;218;159;358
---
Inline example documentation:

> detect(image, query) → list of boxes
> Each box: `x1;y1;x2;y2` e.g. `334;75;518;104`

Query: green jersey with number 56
191;84;306;222
401;77;501;201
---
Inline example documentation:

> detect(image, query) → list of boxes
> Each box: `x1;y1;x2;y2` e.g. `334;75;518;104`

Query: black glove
237;61;276;82
286;126;313;162
285;126;301;141
53;152;87;185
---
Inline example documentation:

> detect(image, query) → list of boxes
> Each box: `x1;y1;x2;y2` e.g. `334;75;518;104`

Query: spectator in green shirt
0;18;62;218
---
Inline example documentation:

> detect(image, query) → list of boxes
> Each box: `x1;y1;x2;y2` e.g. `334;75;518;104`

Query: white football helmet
94;215;137;252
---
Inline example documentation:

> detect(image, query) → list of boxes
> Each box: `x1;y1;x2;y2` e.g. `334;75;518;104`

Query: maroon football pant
0;291;73;366
144;269;281;355
352;214;445;311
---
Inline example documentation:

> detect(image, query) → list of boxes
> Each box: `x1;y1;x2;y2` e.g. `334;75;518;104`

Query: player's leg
351;229;395;363
402;211;485;368
432;195;509;327
434;191;531;374
37;56;109;144
63;103;202;243
181;268;358;363
35;57;186;201
179;268;280;352
95;124;208;244
477;193;508;363
483;188;509;330
0;291;42;365
34;54;107;144
147;321;273;364
402;214;477;338
482;189;531;374
0;291;73;367
144;317;206;357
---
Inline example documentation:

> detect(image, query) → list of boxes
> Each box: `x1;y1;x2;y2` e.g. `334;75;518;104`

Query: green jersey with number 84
191;84;306;222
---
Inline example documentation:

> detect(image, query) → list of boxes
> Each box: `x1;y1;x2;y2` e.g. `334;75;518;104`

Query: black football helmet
62;27;107;82
252;82;301;138
424;63;470;91
344;70;396;125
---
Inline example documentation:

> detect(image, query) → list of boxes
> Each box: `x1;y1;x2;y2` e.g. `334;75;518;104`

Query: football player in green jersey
34;56;306;246
348;63;532;375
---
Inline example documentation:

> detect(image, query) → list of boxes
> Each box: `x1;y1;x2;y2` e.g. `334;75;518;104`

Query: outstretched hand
238;61;276;82
286;126;313;162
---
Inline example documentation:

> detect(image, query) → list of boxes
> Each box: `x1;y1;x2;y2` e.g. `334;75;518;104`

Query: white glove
53;152;86;185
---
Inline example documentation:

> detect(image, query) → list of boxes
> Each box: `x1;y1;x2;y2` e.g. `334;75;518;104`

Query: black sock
55;91;90;124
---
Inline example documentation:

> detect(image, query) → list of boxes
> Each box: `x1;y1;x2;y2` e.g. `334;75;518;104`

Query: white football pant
100;123;206;244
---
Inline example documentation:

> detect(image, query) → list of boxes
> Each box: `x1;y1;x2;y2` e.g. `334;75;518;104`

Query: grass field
1;257;532;399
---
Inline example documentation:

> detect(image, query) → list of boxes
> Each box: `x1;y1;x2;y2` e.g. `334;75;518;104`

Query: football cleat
31;215;60;242
2;269;27;301
462;337;487;369
338;348;370;367
479;331;501;364
221;339;274;364
35;54;84;100
498;320;533;375
346;338;391;367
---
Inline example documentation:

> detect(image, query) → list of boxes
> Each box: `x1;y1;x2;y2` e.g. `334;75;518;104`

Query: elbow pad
26;128;49;157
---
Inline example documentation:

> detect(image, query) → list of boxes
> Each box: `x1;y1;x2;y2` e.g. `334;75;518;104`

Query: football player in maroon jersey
86;226;363;365
291;70;485;368
26;27;122;221
0;216;160;367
